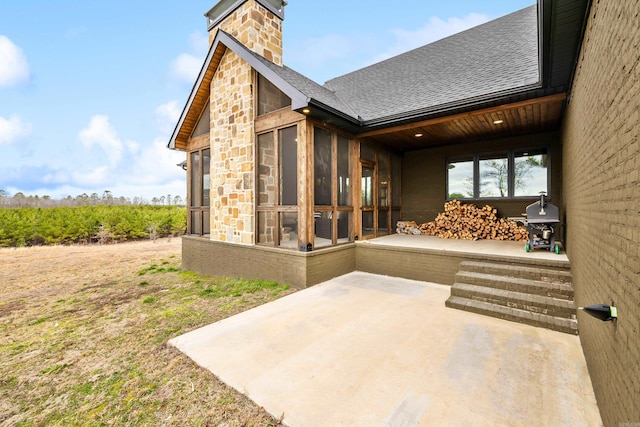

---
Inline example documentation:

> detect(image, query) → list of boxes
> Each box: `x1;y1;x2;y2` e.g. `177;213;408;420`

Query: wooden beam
358;93;567;138
255;108;305;134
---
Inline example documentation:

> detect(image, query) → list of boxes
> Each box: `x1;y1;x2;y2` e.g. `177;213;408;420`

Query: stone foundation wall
562;1;640;425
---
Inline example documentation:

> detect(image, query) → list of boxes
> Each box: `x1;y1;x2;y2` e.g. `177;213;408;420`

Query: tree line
0;205;186;247
0;189;184;208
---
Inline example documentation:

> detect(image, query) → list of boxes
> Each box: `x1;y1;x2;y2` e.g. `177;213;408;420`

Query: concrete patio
169;272;601;426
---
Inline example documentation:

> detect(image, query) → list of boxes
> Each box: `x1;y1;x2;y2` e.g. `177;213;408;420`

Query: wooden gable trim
169;42;225;151
168;30;310;151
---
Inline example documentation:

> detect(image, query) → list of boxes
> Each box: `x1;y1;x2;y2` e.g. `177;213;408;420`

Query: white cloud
155;100;181;135
170;53;203;85
0;114;31;145
188;31;209;54
78;115;123;165
169;31;209;86
71;166;110;187
0;35;30;87
371;13;490;63
71;109;185;198
127;137;185;186
42;170;70;184
125;140;140;156
5;109;186;200
70;133;184;197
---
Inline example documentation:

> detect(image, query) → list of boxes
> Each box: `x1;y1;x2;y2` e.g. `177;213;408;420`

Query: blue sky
0;0;534;200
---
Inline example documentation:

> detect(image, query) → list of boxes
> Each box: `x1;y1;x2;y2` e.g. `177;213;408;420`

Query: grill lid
526;200;559;223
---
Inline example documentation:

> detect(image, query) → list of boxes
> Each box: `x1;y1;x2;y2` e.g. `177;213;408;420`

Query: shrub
0;205;187;247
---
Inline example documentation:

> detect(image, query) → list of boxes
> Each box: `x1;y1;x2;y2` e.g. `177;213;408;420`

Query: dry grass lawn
0;239;293;426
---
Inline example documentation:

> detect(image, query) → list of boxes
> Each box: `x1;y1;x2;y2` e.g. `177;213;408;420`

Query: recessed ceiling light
493;119;504;125
302;107;311;114
415;133;423;137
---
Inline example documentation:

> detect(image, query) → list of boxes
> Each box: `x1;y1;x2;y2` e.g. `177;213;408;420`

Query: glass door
361;163;375;237
359;146;402;239
188;148;210;236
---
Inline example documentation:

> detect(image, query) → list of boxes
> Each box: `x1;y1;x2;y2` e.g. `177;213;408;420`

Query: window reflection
447;158;473;199
514;151;548;196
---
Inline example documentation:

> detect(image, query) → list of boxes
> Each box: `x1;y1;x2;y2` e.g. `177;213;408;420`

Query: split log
396;220;421;235
418;200;528;241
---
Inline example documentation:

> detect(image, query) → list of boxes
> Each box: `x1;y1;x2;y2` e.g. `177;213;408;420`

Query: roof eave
167;42;220;151
355;82;544;133
168;30;310;150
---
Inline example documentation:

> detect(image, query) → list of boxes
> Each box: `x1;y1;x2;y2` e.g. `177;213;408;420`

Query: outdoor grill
524;192;560;254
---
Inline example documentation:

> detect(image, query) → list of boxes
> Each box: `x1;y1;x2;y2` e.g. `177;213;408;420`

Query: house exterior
168;0;639;425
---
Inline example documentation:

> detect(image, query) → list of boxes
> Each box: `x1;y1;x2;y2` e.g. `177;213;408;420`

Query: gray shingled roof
173;4;539;150
251;5;539;124
241;46;361;120
322;5;539;123
246;4;538;125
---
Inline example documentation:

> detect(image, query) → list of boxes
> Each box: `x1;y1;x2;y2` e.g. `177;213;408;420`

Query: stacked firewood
396;221;422;235
418;200;528;241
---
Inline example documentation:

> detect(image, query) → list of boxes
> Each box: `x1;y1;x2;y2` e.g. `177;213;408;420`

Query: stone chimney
205;0;286;66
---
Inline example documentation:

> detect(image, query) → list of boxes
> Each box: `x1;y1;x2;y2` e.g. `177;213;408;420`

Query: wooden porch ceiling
359;93;566;151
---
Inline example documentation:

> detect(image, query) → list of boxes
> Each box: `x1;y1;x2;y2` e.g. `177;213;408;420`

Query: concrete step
459;260;572;283
454;271;574;300
445;295;578;335
451;283;576;319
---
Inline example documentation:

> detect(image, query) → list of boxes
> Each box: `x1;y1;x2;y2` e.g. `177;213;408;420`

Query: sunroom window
188;148;210;235
256;125;298;249
313;127;353;248
257;74;291;116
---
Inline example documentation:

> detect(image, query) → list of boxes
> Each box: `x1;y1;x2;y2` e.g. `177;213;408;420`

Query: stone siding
561;1;640;425
202;0;285;245
209;49;255;244
209;0;283;66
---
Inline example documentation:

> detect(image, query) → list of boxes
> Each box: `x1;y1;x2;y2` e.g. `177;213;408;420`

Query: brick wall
562;1;640;425
182;236;355;288
354;241;569;286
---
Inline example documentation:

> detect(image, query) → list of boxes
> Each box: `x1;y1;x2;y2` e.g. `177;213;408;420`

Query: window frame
358;144;402;239
312;126;355;248
255;124;300;249
446;147;550;200
187;147;211;236
257;74;292;116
